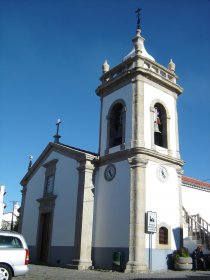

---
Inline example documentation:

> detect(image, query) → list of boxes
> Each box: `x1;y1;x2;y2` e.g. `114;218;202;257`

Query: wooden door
39;212;52;263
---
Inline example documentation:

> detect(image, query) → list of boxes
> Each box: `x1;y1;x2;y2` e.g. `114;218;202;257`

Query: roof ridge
56;142;98;156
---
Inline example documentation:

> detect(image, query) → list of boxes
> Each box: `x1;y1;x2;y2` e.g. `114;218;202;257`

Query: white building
0;185;20;230
2;202;20;230
19;21;210;272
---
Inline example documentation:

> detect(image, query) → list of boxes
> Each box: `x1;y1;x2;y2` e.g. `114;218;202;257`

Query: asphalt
16;265;210;280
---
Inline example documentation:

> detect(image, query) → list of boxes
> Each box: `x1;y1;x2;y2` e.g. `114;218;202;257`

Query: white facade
100;84;133;155
22;151;78;248
19;25;210;272
0;185;20;230
146;161;180;239
20;145;96;266
93;160;130;248
182;181;210;223
144;82;179;157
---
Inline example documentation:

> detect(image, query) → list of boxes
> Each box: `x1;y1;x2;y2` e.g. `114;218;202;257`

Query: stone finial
132;29;143;53
168;59;176;72
102;60;110;74
28;155;33;171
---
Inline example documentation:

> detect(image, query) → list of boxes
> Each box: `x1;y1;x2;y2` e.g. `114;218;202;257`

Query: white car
0;231;29;280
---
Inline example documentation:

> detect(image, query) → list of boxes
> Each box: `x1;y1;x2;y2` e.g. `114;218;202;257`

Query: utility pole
10;201;18;230
0;185;6;229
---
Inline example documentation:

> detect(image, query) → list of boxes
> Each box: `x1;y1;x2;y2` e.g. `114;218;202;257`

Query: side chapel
19;13;210;272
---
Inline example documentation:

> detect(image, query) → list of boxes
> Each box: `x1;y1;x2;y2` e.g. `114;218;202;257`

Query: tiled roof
182;175;210;189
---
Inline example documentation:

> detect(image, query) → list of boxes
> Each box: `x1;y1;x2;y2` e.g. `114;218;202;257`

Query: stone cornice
96;147;184;167
128;156;148;168
96;56;183;98
96;71;132;97
43;159;58;168
135;66;183;94
37;194;57;204
77;160;95;173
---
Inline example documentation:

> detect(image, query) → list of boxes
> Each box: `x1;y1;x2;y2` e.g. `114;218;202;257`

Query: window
107;101;126;148
43;159;58;196
154;103;168;148
45;175;54;194
159;226;168;244
0;236;23;248
156;223;171;249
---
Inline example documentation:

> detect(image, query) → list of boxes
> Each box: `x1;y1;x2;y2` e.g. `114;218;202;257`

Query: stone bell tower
94;10;184;272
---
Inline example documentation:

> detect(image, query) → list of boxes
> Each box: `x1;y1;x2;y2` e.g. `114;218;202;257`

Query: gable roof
58;143;98;156
20;142;98;186
182;175;210;191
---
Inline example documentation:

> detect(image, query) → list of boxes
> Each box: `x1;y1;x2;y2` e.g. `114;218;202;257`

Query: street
16;265;210;280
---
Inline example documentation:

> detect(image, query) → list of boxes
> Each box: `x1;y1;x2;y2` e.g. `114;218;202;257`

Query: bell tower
96;28;182;158
94;10;184;272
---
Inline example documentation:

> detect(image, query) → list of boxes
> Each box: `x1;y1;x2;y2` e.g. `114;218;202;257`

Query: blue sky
0;0;210;211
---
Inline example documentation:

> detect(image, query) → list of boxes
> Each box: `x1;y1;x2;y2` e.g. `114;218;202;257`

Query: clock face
104;164;116;181
157;165;168;182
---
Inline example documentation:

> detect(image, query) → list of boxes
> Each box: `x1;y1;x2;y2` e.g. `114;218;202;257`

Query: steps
183;207;210;252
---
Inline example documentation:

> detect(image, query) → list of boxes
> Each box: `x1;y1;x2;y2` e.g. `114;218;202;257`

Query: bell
154;122;161;133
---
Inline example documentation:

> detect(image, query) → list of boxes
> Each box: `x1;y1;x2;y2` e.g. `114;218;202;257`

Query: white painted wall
182;186;210;224
93;160;130;247
3;202;20;224
146;161;180;250
100;81;179;158
100;84;133;156
144;83;178;158
22;151;79;247
51;154;78;246
22;167;45;245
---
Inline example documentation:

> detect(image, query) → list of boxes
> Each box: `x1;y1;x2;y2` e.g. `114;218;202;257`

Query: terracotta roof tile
182;175;210;188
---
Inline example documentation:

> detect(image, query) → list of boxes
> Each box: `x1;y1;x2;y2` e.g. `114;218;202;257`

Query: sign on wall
146;211;157;233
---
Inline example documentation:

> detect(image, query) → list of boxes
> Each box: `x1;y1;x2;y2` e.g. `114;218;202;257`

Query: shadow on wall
166;253;174;270
172;227;181;249
92;247;129;270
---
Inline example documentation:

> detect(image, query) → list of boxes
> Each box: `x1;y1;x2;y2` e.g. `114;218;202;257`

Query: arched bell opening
154;103;168;149
107;101;126;149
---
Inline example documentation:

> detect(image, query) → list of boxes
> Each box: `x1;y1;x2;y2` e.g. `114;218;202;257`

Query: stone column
132;77;145;148
177;167;184;248
166;115;172;157
131;30;145;149
174;95;181;159
69;158;95;270
126;155;148;272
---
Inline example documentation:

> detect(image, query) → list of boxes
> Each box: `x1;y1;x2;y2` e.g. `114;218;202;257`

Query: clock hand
161;170;166;178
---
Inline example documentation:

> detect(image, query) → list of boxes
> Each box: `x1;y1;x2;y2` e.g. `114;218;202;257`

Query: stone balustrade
100;56;177;85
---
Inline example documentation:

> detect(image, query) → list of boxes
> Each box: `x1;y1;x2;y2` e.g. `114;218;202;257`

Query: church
19;14;210;272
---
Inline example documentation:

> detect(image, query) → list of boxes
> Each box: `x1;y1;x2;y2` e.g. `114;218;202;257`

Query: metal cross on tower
136;8;142;30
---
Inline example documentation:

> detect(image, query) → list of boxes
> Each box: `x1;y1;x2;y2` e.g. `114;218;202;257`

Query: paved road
16;265;210;280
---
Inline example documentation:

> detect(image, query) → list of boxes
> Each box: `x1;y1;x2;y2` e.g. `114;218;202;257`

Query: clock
104;164;116;181
157;165;168;182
